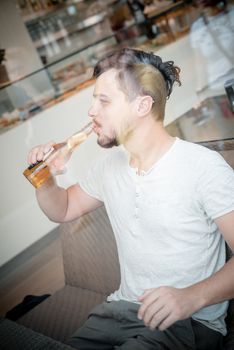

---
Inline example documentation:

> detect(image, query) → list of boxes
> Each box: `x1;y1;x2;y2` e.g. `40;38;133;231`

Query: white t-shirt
79;138;234;335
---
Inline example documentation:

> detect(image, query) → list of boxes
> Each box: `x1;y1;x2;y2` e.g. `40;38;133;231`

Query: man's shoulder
175;138;225;168
177;138;217;155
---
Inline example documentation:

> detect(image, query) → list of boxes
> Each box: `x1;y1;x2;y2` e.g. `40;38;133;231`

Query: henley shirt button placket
131;176;143;236
135;181;141;220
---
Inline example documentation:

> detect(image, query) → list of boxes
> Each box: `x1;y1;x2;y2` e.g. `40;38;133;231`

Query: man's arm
36;177;103;223
198;211;234;303
138;210;234;331
27;141;103;223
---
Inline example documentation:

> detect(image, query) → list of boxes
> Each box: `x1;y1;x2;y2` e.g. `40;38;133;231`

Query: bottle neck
66;122;93;150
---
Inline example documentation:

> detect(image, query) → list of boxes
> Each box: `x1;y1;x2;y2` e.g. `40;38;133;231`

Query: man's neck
124;118;175;173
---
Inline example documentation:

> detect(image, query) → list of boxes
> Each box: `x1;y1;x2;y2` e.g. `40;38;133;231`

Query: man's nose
88;104;97;119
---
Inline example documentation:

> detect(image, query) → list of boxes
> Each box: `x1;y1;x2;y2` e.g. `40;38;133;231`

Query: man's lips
93;123;101;133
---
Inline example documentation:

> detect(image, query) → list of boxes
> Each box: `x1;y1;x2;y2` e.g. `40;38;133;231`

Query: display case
0;16;148;134
17;0;191;67
0;0;157;133
17;0;135;65
2;0;192;130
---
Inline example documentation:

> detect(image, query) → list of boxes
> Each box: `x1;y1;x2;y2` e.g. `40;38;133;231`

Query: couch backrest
60;205;120;295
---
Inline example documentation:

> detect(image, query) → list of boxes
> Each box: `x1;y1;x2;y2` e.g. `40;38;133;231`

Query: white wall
0;35;201;267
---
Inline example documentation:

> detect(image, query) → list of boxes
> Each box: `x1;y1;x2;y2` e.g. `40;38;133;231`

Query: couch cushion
0;317;75;350
17;285;106;342
60;206;120;295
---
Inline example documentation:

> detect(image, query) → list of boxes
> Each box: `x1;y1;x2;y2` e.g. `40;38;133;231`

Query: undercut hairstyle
93;48;181;121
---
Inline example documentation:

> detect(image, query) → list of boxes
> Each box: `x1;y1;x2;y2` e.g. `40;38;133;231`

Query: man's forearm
138;257;234;331
188;256;234;310
36;177;69;223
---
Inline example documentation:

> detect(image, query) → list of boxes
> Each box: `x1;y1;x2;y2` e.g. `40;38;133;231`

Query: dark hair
93;48;181;121
93;47;181;98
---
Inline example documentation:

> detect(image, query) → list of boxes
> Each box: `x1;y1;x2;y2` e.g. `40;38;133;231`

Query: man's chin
97;137;119;148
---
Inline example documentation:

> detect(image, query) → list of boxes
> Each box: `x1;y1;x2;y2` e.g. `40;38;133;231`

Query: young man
28;48;234;350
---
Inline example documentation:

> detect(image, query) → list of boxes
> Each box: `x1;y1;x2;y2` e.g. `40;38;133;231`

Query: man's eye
100;99;109;104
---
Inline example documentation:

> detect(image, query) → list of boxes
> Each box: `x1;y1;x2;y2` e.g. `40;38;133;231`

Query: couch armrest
59;206;120;295
0;317;75;350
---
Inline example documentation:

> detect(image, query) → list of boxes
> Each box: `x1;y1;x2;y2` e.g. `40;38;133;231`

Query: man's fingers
138;288;154;301
148;306;171;330
142;300;164;326
157;313;177;331
27;142;55;165
138;289;159;320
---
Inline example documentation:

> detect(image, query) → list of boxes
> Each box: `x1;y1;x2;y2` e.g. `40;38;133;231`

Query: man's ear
135;95;154;117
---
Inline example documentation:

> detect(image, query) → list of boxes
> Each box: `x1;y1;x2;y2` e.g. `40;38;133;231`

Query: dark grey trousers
67;300;223;350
